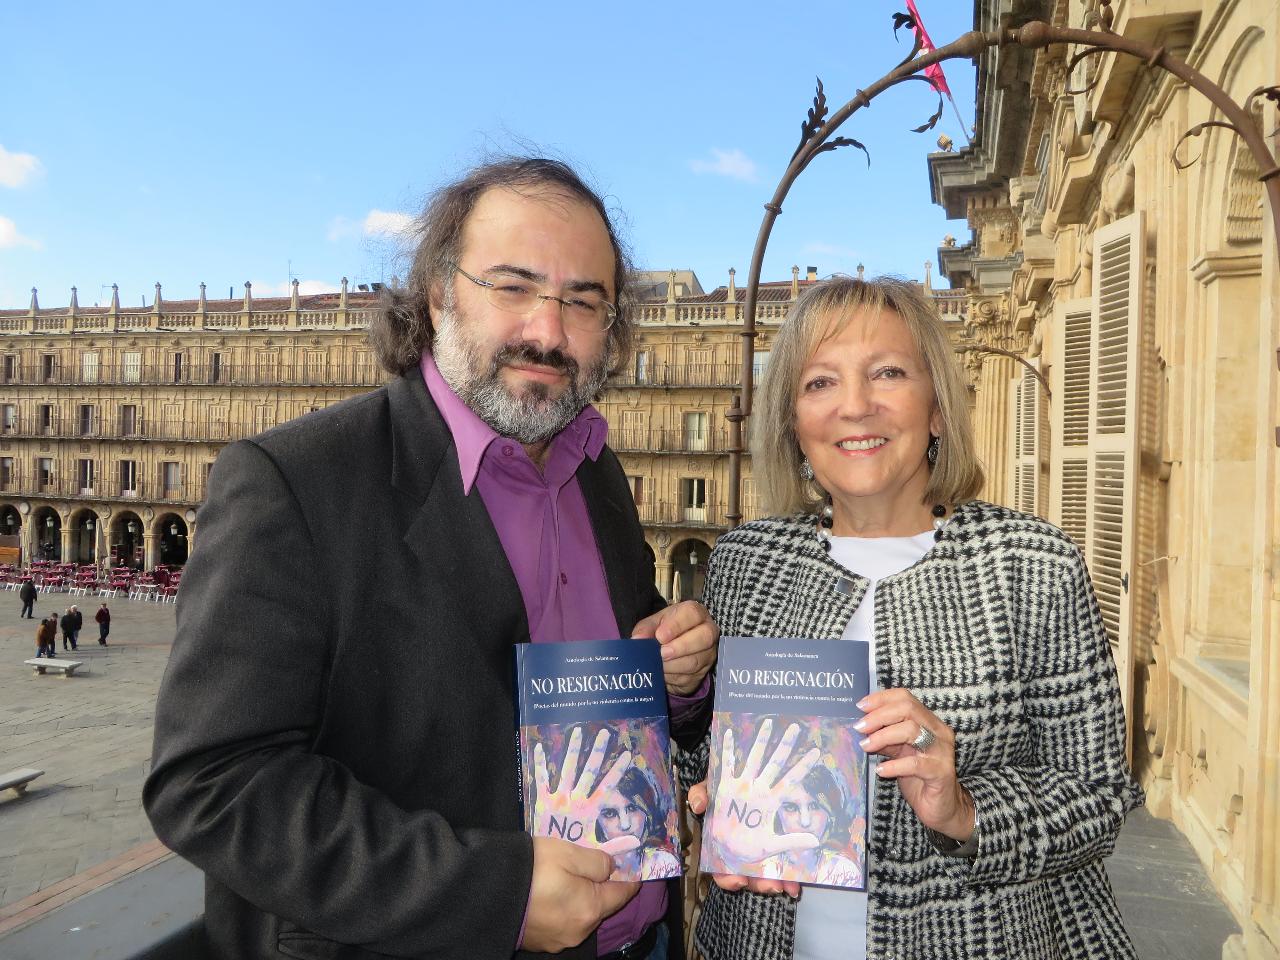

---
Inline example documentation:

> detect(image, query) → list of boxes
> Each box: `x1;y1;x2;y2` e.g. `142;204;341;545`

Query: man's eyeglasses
452;264;617;333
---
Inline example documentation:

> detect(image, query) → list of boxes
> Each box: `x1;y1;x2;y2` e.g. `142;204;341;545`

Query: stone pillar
654;561;673;601
187;522;196;558
143;533;157;571
974;355;1017;506
60;524;72;564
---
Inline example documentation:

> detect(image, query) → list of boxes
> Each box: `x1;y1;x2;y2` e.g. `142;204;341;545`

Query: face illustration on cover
596;765;681;881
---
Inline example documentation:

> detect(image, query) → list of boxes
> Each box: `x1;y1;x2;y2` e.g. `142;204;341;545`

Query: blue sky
0;1;976;309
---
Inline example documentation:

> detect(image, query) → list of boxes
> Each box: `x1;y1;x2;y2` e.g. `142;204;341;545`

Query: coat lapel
388;369;530;649
576;452;637;636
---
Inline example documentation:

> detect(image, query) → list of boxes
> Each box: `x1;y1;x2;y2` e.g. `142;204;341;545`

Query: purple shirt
420;354;667;955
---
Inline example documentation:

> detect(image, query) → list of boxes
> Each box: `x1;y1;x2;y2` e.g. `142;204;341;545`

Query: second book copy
701;635;870;889
514;637;682;881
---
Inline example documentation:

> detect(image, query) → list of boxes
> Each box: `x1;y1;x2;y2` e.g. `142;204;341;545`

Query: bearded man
145;158;716;960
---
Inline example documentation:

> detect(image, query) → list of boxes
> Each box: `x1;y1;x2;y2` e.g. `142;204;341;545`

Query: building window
162;403;182;440
79;404;97;436
253;405;277;434
78;458;95;494
1;404;16;433
39;404;55;434
161;461;182;498
41;353;58;382
681;477;707;522
82;352;99;383
172;353;185;383
120;404;138;436
683;411;709;451
256;352;278;384
305;351;326;382
123;352;142;383
0;457;13;490
208;404;229;440
627;475;644;505
209;352;224;384
37;457;54;490
634;351;650;384
2;355;16;382
753;350;771;380
119;460;138;497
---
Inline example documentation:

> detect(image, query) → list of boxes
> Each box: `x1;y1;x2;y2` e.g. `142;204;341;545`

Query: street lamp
86;518;94;531
127;521;137;534
169;523;178;535
45;516;53;528
689;546;699;568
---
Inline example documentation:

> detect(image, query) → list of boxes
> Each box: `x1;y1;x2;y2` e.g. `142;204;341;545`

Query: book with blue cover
514;638;682;881
700;635;870;889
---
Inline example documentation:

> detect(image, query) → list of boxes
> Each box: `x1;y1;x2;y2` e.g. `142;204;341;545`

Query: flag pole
946;91;972;146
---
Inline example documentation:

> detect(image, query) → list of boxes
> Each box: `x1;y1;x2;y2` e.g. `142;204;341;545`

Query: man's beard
431;300;611;445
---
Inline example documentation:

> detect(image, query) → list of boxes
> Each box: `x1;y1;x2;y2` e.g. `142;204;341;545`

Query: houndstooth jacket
681;500;1143;960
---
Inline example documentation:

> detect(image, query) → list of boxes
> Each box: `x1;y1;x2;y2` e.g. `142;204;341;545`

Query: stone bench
0;766;43;798
25;657;84;678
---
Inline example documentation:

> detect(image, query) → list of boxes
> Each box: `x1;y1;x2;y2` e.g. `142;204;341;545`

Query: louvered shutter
1012;364;1045;516
1089;212;1145;755
1052;298;1093;552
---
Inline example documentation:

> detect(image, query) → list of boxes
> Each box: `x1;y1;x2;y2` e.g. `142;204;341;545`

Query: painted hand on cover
534;726;640;858
708;719;822;869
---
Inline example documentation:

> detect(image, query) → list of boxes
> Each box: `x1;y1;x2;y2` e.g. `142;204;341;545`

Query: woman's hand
856;688;975;842
688;780;802;899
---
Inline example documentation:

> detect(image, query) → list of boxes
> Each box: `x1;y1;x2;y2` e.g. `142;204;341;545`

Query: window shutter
1051;298;1093;553
1011;365;1046;516
1088;211;1146;755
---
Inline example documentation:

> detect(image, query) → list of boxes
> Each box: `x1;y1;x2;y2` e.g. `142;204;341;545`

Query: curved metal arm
725;13;1280;528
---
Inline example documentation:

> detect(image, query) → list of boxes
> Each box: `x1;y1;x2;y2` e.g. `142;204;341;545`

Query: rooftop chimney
806;266;817;282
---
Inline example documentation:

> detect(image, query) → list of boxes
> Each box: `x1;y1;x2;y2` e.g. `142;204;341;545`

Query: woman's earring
927;435;940;466
799;457;815;482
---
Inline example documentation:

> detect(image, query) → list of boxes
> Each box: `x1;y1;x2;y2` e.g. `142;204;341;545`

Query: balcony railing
609;363;741;388
0;361;385;388
634;501;764;528
0;478;201;503
610;428;732;454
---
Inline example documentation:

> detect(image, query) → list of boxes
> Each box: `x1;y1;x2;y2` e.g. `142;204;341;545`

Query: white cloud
0;146;42;188
0;215;40;249
689;148;759;183
326;216;355;242
362;209;414;238
249;279;341;297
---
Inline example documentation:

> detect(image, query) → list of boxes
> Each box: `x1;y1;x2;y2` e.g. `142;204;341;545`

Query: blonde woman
685;276;1142;960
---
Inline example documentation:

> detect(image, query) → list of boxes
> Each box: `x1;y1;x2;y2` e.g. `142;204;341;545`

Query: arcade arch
69;508;100;565
111;511;144;569
156;513;189;567
32;506;61;562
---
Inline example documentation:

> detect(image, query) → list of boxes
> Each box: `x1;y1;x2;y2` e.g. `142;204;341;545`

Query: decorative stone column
60;524;72;564
143;533;157;571
655;561;673;601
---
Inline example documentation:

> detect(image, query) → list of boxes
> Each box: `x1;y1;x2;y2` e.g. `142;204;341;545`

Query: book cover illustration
700;635;870;890
515;638;681;882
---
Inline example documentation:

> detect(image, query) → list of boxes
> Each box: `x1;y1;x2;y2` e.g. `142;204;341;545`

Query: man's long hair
369;157;636;377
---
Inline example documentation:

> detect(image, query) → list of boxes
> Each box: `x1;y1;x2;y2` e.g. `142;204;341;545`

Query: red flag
905;0;952;97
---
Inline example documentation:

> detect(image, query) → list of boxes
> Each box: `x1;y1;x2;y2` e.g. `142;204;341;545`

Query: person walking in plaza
95;603;110;645
145;157;717;960
19;579;37;618
60;607;77;651
70;604;83;648
685;276;1143;960
35;614;57;659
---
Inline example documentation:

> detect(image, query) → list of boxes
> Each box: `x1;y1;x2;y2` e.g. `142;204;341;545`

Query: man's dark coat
144;368;696;960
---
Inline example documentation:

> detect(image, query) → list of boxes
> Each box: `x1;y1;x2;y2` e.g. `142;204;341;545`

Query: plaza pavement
0;587;1245;958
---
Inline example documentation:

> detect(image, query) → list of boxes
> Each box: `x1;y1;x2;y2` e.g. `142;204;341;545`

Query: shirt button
501;444;514;456
560;572;568;585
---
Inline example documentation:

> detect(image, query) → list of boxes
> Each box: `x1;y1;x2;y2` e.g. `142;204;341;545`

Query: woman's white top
793;530;935;960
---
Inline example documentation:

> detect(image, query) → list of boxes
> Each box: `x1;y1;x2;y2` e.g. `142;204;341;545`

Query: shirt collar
419;352;608;494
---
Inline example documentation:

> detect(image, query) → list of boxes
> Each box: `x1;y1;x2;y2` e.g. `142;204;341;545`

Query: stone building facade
928;2;1278;955
0;281;381;570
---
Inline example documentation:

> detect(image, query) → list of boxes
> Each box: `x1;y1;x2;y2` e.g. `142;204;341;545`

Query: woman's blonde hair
751;275;983;515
